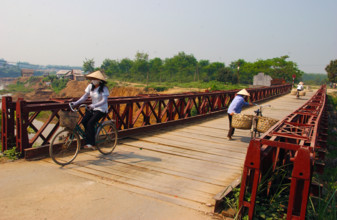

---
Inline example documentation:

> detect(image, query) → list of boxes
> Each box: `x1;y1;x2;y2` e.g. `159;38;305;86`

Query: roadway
0;90;316;220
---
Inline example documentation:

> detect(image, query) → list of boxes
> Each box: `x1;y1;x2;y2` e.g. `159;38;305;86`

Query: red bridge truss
239;85;328;219
2;84;291;158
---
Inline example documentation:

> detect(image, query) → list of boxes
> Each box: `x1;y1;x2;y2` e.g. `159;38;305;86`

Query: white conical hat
237;89;250;96
85;70;107;82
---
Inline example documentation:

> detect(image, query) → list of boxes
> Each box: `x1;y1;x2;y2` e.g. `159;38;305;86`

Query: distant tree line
0;60;21;77
83;53;304;84
302;73;328;85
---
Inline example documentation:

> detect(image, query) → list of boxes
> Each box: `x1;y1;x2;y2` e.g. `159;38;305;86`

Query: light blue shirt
227;95;249;114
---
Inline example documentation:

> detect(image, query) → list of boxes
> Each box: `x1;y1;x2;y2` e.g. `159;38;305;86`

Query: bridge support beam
1;96;15;152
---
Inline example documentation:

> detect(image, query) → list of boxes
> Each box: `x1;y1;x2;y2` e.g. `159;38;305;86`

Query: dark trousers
227;113;235;138
81;110;106;146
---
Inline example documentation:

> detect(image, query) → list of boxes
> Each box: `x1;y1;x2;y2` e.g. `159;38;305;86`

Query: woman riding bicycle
71;70;109;149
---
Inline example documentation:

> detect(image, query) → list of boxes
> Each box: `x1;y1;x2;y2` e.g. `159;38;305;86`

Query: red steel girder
238;85;327;220
1;84;291;156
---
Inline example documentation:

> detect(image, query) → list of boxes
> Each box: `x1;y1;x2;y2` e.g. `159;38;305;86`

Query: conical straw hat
237;89;250;96
85;70;107;82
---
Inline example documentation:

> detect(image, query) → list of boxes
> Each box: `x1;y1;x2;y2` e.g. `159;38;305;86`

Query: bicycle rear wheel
49;128;80;166
96;121;118;155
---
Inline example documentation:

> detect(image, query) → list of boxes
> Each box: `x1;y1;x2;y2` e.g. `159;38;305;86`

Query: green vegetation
326;59;337;83
302;73;328;85
106;80;118;90
0;80;33;94
83;58;95;73
42;75;69;93
0;75;70;95
83;52;304;85
307;94;337;219
2;147;21;160
51;78;69;93
0;60;21;77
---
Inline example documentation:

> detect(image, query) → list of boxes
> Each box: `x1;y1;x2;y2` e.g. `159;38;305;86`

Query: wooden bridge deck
41;90;316;213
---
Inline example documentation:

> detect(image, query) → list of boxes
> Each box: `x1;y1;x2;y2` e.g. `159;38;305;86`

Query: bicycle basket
232;114;253;130
291;89;297;95
59;110;79;129
256;116;278;133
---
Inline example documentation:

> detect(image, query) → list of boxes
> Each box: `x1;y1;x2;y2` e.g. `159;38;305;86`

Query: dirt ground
0;159;220;220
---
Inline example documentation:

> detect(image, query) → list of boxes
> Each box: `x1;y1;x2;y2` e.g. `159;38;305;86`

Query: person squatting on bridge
71;70;109;149
227;89;253;140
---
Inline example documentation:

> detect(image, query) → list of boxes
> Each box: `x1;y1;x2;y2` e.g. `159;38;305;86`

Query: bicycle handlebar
253;104;271;108
253;104;271;116
69;103;88;112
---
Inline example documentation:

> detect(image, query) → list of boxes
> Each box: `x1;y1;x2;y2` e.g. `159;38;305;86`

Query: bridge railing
238;85;327;219
1;84;291;158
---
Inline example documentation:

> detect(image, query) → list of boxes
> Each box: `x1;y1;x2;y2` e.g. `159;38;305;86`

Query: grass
306;93;337;219
0;81;33;94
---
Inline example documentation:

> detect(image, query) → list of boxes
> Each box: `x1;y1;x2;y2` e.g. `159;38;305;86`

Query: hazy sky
1;0;336;73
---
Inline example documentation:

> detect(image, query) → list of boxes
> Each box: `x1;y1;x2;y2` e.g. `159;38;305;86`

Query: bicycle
251;104;271;139
296;90;300;98
49;103;118;166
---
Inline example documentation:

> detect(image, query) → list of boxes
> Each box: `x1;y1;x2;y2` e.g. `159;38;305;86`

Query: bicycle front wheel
96;121;118;155
49;128;80;166
251;129;260;139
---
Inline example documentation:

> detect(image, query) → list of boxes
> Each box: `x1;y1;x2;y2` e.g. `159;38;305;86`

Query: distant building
56;70;71;78
253;72;272;87
70;69;85;81
57;69;85;81
21;69;34;77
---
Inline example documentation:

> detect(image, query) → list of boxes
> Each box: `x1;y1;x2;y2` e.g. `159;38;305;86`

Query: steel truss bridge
1;84;328;219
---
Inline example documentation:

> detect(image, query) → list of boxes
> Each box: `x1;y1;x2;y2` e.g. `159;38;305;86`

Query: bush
151;86;169;92
3;147;21;160
106;80;118;89
51;78;69;93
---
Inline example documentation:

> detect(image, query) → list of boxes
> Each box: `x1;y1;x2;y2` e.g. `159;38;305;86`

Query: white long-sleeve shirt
74;84;109;113
297;84;303;90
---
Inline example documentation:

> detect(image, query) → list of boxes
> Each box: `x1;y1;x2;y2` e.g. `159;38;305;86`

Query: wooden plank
47;154;226;206
112;146;243;178
84;151;240;186
42;160;215;212
122;140;245;167
127;134;247;160
72;155;222;198
130;135;249;153
149;126;250;143
146;131;250;149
